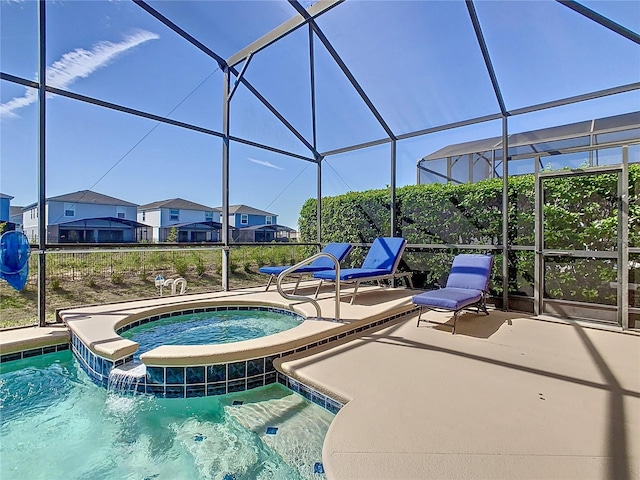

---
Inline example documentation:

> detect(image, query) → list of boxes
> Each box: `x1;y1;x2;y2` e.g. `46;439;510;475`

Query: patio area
1;1;638;478
278;309;640;480
2;283;638;479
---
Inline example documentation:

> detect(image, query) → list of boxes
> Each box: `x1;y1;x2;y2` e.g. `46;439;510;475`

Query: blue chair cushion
259;243;352;276
412;288;482;311
310;243;352;268
446;254;493;291
361;237;406;272
314;268;390;281
259;265;333;275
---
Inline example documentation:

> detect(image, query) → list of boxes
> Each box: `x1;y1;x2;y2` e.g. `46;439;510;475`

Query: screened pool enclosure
1;0;638;329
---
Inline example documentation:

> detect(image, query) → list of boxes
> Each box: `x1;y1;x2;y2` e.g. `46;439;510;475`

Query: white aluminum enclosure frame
1;0;638;327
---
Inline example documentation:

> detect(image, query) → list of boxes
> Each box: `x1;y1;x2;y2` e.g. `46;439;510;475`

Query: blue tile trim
246;358;264;376
247;375;264;390
0;352;22;363
146;385;165;397
186;385;206;398
228;379;246;393
166;366;185;385
146;366;164;385
166;385;185;398
186;366;205;384
207;383;227;396
69;332;133;388
75;305;417;414
228;361;246;380
207;364;226;383
278;373;344;415
1;342;71;363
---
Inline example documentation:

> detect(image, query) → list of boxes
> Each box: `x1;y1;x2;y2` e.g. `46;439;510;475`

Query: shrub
173;257;189;277
195;256;206;276
297;165;640;303
50;277;61;290
111;272;124;285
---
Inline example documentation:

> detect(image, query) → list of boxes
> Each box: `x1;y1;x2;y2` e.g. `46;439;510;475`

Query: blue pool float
0;231;31;291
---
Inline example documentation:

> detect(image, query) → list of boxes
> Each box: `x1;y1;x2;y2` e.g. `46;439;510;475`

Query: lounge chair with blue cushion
259;242;352;293
413;253;493;334
313;237;411;304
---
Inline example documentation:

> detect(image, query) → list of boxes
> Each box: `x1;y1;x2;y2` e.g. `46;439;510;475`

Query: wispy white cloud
248;158;284;170
0;89;38;118
1;30;159;119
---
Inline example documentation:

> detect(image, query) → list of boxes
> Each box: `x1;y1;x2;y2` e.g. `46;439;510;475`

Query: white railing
276;252;341;321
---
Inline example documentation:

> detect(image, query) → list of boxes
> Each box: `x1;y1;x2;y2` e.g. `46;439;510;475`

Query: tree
166;226;178;243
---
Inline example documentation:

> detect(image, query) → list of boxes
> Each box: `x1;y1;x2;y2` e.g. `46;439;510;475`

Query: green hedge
298;165;639;303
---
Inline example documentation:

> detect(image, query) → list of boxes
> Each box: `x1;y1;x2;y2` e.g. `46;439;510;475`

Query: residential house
10;206;24;232
22;190;150;243
137;198;221;243
224;204;295;242
0;193;16;232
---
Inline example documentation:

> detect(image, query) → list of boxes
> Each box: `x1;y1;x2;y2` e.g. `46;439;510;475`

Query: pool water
121;310;303;357
0;351;332;480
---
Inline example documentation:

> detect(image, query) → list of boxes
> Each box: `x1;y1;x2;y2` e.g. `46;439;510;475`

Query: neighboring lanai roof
0;193;15;200
10;206;24;216
421;111;640;161
138;198;219;212
240;224;295;232
222;204;276;217
24;190;137;209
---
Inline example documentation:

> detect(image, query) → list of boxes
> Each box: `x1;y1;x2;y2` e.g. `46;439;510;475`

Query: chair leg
292;275;302;294
265;275;274;291
416;306;423;327
314;280;323;299
452;310;460;335
350;281;361;305
479;293;489;315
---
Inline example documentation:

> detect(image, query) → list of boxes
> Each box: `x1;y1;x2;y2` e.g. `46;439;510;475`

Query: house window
265;216;273;225
117;206;126;219
170;209;179;221
240;214;248;225
142;211;146;221
64;203;75;217
205;211;213;221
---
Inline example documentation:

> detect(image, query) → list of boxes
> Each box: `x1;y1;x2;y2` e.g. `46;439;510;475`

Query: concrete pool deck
278;309;640;480
1;283;638;479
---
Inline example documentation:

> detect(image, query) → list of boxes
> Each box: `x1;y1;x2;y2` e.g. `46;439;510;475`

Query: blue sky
1;0;639;229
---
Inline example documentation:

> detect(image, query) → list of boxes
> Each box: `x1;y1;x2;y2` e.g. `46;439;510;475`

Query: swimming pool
119;308;303;358
0;351;332;479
